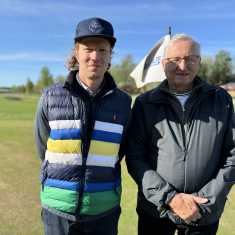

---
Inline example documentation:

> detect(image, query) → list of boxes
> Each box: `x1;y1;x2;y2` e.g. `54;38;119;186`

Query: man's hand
168;193;208;223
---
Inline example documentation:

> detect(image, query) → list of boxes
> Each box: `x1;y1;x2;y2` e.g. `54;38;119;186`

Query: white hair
163;33;201;58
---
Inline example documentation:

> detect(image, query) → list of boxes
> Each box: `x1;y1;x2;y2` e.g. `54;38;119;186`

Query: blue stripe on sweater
44;178;121;192
92;130;122;143
50;129;121;143
50;129;81;140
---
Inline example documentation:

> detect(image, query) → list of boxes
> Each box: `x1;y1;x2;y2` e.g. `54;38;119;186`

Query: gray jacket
126;77;235;226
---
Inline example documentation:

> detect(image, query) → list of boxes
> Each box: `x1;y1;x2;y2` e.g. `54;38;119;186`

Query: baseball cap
74;17;116;47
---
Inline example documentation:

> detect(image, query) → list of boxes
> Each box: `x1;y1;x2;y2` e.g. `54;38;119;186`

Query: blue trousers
138;209;219;235
41;208;120;235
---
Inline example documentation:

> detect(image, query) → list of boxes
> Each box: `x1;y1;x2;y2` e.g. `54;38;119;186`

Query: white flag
130;34;170;88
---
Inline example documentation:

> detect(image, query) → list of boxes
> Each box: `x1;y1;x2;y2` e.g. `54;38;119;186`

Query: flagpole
168;26;172;38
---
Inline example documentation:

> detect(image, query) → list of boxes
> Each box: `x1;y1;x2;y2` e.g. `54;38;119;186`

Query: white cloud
2;0;235;22
0;52;65;62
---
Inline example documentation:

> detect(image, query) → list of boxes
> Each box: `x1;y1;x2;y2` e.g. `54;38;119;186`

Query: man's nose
178;59;187;70
90;50;100;60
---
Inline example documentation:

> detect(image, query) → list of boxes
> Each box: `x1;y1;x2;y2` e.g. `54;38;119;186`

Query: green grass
0;93;234;235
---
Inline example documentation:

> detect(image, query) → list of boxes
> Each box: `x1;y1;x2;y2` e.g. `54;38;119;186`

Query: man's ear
161;58;166;69
199;56;202;66
107;52;112;70
74;45;79;62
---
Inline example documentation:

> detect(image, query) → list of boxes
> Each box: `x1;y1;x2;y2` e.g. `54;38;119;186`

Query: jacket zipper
181;93;211;193
180;105;188;193
158;85;215;193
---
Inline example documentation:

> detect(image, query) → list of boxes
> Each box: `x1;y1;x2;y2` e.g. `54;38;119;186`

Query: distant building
0;87;11;93
220;82;235;97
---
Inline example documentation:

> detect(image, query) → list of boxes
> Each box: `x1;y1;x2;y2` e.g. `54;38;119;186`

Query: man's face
162;39;201;92
75;37;112;81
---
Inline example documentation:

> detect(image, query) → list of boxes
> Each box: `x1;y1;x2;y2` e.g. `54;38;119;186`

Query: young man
126;34;235;235
35;17;131;235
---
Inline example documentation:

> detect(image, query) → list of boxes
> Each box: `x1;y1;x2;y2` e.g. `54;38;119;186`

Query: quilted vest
40;76;131;218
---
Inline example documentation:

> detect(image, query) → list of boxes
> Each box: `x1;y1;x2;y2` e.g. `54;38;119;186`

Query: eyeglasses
165;55;200;66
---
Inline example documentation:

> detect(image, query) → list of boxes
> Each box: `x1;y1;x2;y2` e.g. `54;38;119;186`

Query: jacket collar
147;76;216;104
63;70;117;99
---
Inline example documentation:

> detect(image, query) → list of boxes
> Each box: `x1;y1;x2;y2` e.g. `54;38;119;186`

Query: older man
126;34;235;235
35;17;131;235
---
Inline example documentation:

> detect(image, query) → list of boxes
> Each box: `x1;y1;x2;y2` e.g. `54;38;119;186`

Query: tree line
10;50;235;94
11;67;65;94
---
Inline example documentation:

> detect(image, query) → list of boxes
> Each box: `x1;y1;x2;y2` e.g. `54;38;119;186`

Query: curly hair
65;47;79;71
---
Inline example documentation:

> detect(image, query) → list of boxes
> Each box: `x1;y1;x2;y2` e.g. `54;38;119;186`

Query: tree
54;75;66;83
16;85;26;93
198;57;214;83
25;78;34;93
210;50;233;85
36;66;54;91
198;50;234;85
110;54;138;93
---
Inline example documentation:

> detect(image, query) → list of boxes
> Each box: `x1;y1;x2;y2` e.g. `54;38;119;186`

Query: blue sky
1;0;235;87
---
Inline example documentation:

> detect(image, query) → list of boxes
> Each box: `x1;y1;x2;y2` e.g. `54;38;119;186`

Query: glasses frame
164;55;201;66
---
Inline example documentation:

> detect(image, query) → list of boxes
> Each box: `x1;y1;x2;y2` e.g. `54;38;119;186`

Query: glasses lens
166;55;199;66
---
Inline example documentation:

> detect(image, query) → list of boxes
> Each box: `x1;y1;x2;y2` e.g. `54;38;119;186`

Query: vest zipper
75;97;96;219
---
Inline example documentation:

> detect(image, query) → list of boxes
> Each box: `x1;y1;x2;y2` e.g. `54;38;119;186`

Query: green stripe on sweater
41;186;121;215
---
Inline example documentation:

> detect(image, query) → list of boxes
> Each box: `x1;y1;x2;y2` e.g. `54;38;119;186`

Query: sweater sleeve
34;94;50;161
125;97;176;213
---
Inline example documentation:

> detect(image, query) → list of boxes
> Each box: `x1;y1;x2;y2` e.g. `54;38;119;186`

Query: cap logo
88;20;102;33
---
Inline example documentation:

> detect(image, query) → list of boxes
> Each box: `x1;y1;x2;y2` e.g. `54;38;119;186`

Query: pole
168;26;172;37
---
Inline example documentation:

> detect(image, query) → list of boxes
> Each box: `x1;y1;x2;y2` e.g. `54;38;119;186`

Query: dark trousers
138;210;219;235
41;208;120;235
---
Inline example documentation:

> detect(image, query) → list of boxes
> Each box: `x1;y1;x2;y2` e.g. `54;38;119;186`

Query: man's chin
88;74;102;81
175;75;190;80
